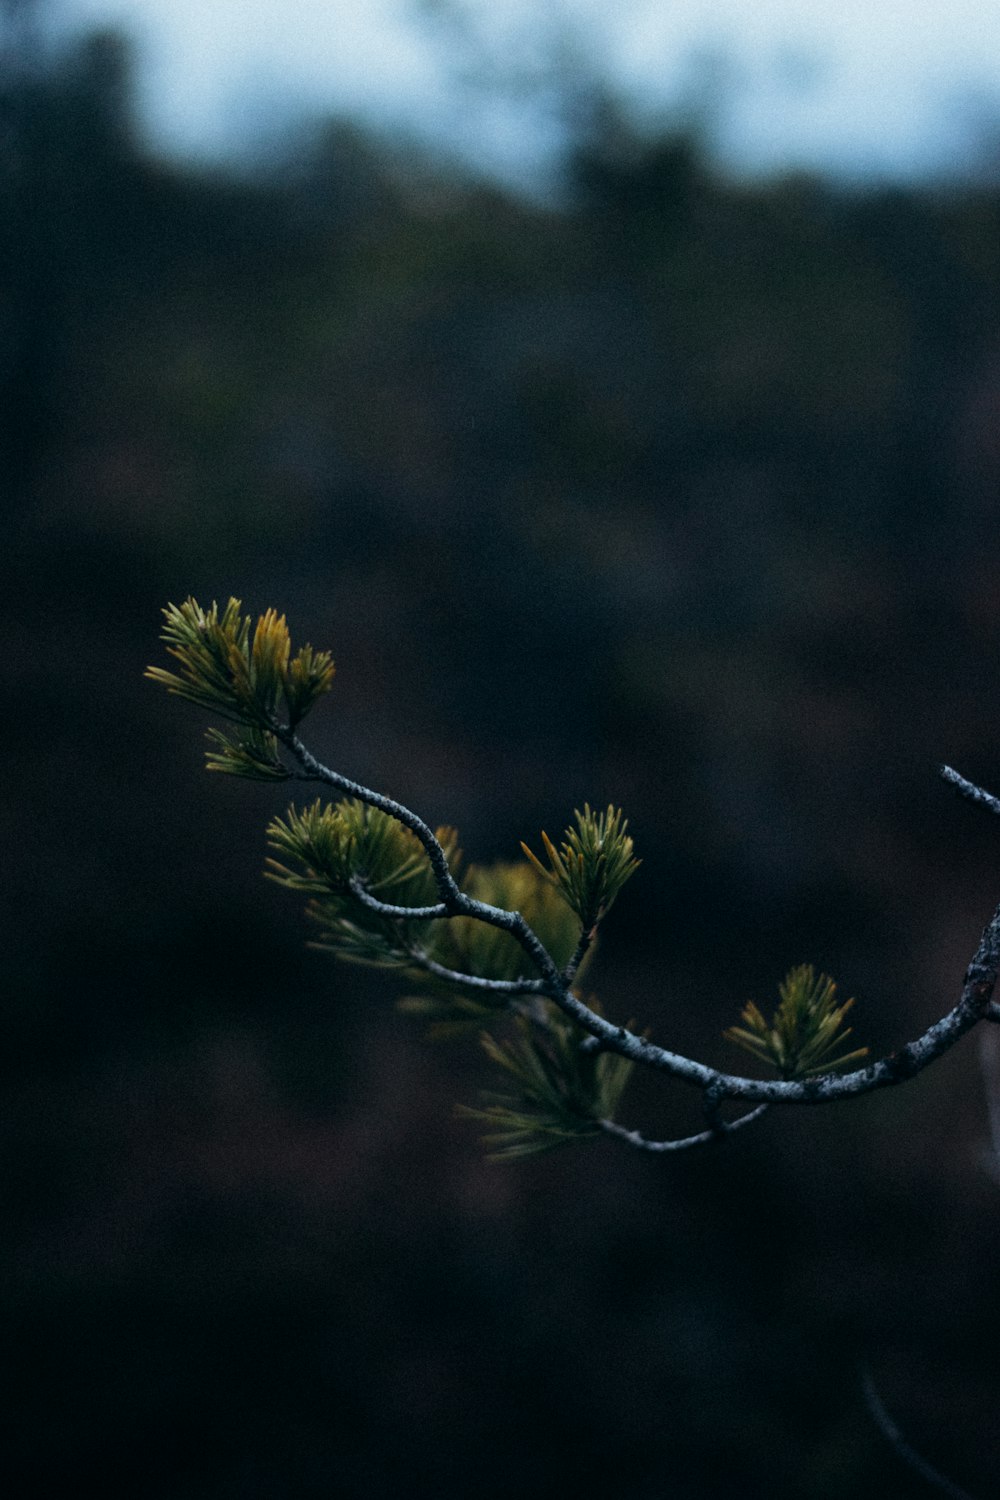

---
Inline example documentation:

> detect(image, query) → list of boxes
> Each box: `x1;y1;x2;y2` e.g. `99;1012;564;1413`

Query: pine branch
150;597;1000;1159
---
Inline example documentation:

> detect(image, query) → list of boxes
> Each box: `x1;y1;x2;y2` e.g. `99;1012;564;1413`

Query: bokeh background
6;2;1000;1495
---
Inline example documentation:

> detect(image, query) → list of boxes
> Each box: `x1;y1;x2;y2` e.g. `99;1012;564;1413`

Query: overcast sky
46;0;1000;183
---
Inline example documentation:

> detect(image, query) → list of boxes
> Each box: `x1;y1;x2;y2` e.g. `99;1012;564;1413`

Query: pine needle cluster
725;964;869;1079
146;598;334;778
521;803;640;931
267;799;457;967
267;806;577;993
458;1008;635;1159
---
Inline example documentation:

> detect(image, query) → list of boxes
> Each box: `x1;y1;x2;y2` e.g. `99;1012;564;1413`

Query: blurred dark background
5;4;1000;1496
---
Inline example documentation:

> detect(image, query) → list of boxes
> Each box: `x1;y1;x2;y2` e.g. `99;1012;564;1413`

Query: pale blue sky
48;0;1000;183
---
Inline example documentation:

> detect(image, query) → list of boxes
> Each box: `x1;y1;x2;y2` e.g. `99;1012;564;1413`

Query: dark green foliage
725;964;869;1079
267;805;579;997
284;642;338;726
458;1008;635;1159
267;798;451;907
205;725;289;781
267;799;456;967
147;596;261;722
264;790;634;1151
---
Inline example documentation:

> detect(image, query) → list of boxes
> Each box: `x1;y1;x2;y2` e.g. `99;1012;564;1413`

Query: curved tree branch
152;595;1000;1157
542;910;1000;1104
276;735;1000;1117
276;727;467;909
277;726;571;987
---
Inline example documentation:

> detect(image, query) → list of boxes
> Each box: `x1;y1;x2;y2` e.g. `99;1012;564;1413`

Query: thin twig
348;877;449;922
861;1368;978;1500
599;1105;768;1153
404;947;547;997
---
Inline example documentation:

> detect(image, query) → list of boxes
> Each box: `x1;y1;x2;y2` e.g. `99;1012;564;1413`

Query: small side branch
404;947;547;997
348;878;448;921
562;927;596;986
861;1368;978;1500
600;1104;769;1154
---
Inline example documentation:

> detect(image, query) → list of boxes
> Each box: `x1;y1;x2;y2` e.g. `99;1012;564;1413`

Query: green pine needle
147;596;334;734
725;964;869;1079
521;803;640;932
458;1006;634;1159
205;725;290;781
266;799;458;968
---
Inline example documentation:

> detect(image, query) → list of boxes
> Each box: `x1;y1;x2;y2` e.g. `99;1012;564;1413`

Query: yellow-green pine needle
725;964;869;1079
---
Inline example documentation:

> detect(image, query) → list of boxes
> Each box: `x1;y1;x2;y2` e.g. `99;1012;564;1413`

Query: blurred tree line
5;13;1000;1498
